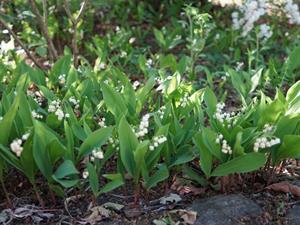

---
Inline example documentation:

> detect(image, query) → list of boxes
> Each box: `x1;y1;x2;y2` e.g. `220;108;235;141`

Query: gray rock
287;205;300;225
190;194;262;225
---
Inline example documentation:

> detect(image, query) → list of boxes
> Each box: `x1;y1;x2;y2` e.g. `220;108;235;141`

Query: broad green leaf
284;45;300;78
193;132;212;177
101;82;127;121
50;55;72;81
133;141;149;184
144;164;169;189
154;28;166;48
136;76;156;112
233;132;245;157
203;88;217;118
183;165;208;186
52;160;79;188
286;81;300;103
33;121;65;178
78;127;113;160
20;136;36;184
118;117;138;177
0;93;21;145
100;173;124;193
250;68;263;93
275;114;300;139
274;135;300;163
87;163;99;197
211;153;266;176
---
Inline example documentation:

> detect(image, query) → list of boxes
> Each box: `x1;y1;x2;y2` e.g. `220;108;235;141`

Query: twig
0;18;44;70
64;0;89;67
28;0;58;61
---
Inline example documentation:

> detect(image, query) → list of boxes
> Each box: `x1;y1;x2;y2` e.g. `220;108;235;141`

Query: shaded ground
1;160;300;224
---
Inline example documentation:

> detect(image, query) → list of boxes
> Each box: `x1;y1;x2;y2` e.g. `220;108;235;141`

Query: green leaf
118;117;138;177
101;82;127;121
100;173;124;193
211;153;266;177
286;81;300;103
136;76;156;112
133;141;149;184
284;45;300;78
183;165;208;186
250;68;263;93
33;121;65;178
233;132;245;157
203;88;217;118
201;128;222;160
50;55;72;82
0;92;21;145
144;164;169;189
275;114;300;139
78;127;113;160
52;160;79;188
20;136;36;184
274;135;300;163
154;28;166;48
193;132;212;177
87;163;99;197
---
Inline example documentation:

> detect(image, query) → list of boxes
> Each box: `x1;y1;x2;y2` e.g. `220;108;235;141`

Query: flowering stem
0;176;12;207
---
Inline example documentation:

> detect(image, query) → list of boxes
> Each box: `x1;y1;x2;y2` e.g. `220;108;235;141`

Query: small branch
64;0;89;67
0;18;44;70
28;0;58;61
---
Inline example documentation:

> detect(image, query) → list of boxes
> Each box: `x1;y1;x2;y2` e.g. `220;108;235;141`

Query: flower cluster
221;139;233;154
214;102;237;127
120;51;127;58
27;90;44;106
263;123;275;133
216;134;232;154
232;0;267;36
97;117;107;128
284;0;300;25
48;100;69;121
99;62;106;70
31;110;43;119
209;0;243;7
82;171;89;179
146;59;153;68
149;135;167;151
258;24;272;40
91;147;104;161
129;37;136;44
108;137;119;150
133;80;140;90
58;74;66;85
179;93;189;107
69;96;80;109
157;106;166;119
253;137;280;152
10;132;30;157
231;0;300;37
136;114;150;138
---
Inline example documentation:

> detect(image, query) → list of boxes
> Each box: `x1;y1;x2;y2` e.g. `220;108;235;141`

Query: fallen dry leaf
102;202;124;211
170;209;197;225
171;177;205;195
84;206;111;225
124;207;142;218
266;182;300;197
159;193;182;205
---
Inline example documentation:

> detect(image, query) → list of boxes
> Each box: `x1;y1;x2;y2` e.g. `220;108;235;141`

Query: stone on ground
190;194;262;225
